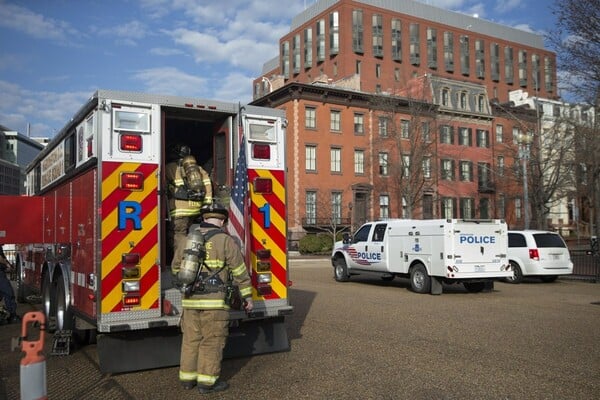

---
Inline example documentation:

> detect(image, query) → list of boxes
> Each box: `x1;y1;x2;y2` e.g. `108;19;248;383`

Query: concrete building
0;125;45;194
251;0;558;246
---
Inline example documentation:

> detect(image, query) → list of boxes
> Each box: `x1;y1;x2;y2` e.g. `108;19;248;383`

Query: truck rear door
453;220;506;272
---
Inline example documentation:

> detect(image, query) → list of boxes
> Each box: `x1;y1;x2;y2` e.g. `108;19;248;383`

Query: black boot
198;380;229;394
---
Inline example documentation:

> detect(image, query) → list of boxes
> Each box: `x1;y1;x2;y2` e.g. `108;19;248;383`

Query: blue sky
0;0;557;139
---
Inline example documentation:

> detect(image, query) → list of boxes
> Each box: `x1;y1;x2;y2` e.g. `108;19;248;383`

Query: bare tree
371;81;438;219
548;0;600;103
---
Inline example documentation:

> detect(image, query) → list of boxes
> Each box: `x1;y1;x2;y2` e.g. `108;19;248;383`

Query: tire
42;272;57;333
55;275;74;331
15;255;27;303
540;275;558;283
463;282;485;293
410;264;431;294
333;258;349;282
505;261;523;284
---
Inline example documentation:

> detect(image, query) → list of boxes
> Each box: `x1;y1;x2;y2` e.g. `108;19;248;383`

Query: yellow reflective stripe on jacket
230;263;247;277
239;286;252;298
182;298;227;309
204;259;225;269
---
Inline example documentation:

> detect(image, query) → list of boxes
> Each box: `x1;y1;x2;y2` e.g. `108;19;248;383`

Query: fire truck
0;90;292;373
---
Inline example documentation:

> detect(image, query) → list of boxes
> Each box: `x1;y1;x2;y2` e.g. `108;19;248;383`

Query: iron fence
570;249;600;282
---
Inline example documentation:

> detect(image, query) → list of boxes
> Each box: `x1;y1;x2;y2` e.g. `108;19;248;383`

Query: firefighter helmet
199;202;229;221
167;143;191;161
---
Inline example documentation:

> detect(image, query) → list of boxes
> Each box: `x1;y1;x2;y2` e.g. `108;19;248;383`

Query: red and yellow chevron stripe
100;161;159;314
249;168;287;300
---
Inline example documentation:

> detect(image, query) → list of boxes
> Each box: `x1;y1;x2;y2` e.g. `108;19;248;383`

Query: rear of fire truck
4;90;292;373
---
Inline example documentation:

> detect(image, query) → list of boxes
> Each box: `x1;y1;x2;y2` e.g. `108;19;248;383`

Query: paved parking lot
1;259;599;399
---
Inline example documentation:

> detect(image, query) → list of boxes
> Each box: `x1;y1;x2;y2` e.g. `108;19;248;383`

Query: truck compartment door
0;196;44;244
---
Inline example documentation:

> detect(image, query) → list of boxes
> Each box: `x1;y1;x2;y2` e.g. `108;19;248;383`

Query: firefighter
166;143;213;276
177;202;253;394
0;245;19;323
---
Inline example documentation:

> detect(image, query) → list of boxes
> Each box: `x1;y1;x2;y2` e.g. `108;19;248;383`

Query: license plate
552;254;560;260
474;265;485;272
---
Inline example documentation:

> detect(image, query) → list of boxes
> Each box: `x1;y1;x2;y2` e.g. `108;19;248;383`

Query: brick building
250;0;553;247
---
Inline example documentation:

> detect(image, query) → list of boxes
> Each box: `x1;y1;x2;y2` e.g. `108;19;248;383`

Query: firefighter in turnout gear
177;202;253;394
166;144;213;275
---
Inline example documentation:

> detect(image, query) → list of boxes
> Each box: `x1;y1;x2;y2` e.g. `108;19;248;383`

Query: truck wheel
463;282;485;293
333;258;349;282
56;275;74;331
42;272;57;333
15;255;27;303
540;275;558;283
505;261;523;284
410;264;430;294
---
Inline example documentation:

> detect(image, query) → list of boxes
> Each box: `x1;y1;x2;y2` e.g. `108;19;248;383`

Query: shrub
299;233;336;254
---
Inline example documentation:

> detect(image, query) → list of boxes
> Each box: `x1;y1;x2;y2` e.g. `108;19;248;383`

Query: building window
375;63;381;78
498;195;505;218
496;125;504;143
391;19;402;61
444;31;454;72
441;197;456;219
380;195;390;220
354;149;364;174
352;9;363;53
330;11;339;55
356;60;362;75
293;34;301;74
497;155;504;176
372;14;383;57
354;113;364;135
402;154;410;178
518;49;528;87
281;41;290;79
544;56;554;92
423;194;433;219
476;129;489;148
379;152;388;176
400;119;410;138
459;127;471;146
402;197;408;218
441;159;455;180
505;46;514;84
330;147;341;173
475;39;485;79
460;35;470;75
459;91;468;109
330;110;341;131
304;28;313;69
515;198;522;220
477;94;486;112
305;145;316;171
316;19;326;62
409;23;420;65
394;67;400;81
478;162;492;188
440;125;453;144
422;157;431;179
426;27;437;69
460;197;474;219
480;197;490;219
305;106;316;129
441;88;450;106
460;161;473;181
332;192;342;224
421;121;431;141
378;116;388;137
306;191;317;224
490;42;500;81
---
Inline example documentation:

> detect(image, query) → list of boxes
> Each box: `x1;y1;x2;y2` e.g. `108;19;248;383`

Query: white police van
331;219;512;294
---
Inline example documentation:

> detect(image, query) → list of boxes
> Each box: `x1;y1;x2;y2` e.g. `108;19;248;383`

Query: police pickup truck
331;219;511;294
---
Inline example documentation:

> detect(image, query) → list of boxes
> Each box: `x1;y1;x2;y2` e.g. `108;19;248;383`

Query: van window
372;223;387;241
353;224;371;242
508;233;527;247
533;233;567;248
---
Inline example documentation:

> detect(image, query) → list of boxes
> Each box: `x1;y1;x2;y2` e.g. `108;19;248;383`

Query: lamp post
261;76;273;94
518;132;533;229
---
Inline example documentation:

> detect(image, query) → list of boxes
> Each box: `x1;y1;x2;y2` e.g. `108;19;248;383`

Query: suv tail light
529;248;540;261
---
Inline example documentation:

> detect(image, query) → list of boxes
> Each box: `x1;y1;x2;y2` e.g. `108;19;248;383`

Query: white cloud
0;2;77;42
132;67;208;97
211;72;256;103
150;47;185;56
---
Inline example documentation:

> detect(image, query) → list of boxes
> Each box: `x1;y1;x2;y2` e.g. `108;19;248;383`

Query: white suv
506;230;573;283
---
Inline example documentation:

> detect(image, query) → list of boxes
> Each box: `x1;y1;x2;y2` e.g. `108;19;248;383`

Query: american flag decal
228;135;248;253
344;246;372;266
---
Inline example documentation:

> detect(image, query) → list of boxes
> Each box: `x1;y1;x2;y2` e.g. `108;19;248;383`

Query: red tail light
253;177;272;193
529;249;540;260
120;133;143;152
120;172;144;190
252;143;271;160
